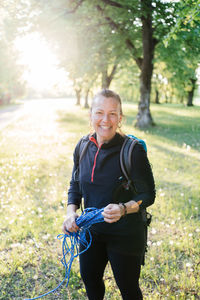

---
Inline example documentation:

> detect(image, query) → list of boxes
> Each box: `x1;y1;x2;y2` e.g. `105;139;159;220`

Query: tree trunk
187;78;196;106
96;1;156;127
101;64;117;89
75;88;81;105
102;69;108;89
84;89;90;108
135;0;156;128
180;95;184;103
187;91;194;106
155;89;160;104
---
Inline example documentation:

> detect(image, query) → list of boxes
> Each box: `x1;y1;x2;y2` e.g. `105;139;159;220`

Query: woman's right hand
62;211;79;234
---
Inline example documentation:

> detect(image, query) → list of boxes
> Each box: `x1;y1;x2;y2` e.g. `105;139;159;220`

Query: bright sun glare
15;33;71;93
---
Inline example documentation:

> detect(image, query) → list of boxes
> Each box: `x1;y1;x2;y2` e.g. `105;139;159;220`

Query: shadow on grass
57;111;88;128
125;107;200;150
153;143;199;164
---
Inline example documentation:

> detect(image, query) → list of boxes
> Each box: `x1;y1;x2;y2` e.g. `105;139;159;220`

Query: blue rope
25;207;104;300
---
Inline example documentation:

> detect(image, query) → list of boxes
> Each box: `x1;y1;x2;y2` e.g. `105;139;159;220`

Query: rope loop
25;207;104;300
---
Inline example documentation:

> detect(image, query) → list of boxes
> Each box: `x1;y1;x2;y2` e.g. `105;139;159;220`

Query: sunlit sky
15;32;72;93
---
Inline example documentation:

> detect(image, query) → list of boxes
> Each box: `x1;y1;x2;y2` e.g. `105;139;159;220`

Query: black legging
79;233;143;300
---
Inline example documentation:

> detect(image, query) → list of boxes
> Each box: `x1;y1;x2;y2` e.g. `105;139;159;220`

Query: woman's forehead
92;96;119;109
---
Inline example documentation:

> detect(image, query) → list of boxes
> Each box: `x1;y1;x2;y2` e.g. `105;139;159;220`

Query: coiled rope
25;207;104;300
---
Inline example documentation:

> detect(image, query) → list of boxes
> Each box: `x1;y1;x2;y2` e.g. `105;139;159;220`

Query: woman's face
90;96;122;145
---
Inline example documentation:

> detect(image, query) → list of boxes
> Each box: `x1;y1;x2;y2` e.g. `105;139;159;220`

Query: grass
0;99;199;299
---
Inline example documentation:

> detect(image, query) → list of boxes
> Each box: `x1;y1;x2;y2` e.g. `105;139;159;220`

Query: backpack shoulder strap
74;135;90;212
120;136;139;182
73;135;90;182
79;134;90;163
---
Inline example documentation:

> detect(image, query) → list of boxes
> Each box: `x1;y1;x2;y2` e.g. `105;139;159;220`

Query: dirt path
0;98;75;130
0;102;25;129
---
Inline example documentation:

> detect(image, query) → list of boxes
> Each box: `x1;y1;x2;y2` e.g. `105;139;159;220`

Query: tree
35;2;125;106
156;15;200;106
0;3;26;104
60;0;179;128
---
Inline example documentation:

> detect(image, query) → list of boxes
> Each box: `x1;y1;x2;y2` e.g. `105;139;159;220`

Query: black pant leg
79;235;108;300
108;249;143;300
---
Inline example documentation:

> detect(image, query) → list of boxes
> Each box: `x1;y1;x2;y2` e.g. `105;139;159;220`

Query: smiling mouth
100;125;111;129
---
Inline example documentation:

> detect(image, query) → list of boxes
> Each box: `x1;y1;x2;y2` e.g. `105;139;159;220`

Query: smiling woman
90;96;122;145
14;32;71;94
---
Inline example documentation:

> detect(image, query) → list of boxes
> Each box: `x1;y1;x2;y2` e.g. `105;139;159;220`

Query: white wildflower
37;207;42;213
151;228;157;234
150;257;154;261
186;262;192;268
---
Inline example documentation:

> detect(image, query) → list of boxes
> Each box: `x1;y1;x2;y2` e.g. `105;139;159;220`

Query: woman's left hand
102;204;123;223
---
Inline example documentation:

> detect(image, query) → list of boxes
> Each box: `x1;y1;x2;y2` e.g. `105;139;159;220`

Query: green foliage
111;60;140;102
0;3;27;103
154;8;200;104
35;0;179;104
165;0;200;43
36;1;127;100
0;99;199;299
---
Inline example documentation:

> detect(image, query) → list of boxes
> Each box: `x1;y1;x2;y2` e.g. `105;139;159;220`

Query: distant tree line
0;1;27;105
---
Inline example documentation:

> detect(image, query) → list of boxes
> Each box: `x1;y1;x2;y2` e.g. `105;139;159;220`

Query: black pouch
112;177;152;225
112;176;137;204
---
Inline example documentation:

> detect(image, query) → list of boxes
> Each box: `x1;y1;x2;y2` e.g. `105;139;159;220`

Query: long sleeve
67;140;82;208
130;143;156;209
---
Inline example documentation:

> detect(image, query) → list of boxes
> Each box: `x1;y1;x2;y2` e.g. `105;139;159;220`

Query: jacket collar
89;132;125;149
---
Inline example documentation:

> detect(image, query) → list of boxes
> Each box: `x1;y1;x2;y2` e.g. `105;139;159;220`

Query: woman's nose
102;114;109;122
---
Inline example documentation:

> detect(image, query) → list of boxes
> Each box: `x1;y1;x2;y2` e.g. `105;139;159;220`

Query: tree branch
49;0;85;24
108;63;118;79
99;0;125;9
64;0;85;14
99;0;134;11
96;5;143;69
125;39;143;69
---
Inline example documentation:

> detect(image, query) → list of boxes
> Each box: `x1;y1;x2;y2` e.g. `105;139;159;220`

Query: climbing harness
25;207;104;300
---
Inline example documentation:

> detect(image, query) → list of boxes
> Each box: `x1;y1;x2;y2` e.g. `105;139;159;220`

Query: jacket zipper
91;147;100;182
90;136;101;183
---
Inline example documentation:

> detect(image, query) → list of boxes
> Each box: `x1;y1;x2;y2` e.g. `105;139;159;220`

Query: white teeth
101;126;110;129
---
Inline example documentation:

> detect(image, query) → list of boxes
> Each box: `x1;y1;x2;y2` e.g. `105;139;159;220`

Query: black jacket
68;133;156;255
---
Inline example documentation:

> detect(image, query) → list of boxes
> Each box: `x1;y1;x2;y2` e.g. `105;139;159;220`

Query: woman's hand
102;204;123;223
62;204;79;234
102;200;142;223
62;212;79;234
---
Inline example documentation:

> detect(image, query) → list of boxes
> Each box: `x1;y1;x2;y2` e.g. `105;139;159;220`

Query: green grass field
0;100;199;299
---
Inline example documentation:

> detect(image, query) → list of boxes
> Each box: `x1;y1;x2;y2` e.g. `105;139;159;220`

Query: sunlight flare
14;32;72;92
